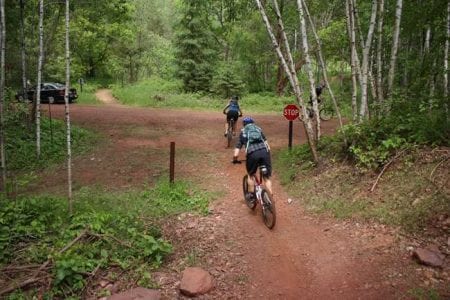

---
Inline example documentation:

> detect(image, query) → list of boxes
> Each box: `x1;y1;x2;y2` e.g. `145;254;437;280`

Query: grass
110;77;306;114
274;144;449;232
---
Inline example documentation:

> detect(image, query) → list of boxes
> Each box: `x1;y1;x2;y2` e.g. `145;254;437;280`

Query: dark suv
16;82;78;103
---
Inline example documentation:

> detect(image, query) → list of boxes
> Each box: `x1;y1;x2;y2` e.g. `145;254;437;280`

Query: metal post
48;102;53;144
288;120;293;149
169;142;175;183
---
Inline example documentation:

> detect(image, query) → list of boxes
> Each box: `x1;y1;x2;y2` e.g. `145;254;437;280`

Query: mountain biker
222;95;242;137
232;116;273;203
309;83;325;106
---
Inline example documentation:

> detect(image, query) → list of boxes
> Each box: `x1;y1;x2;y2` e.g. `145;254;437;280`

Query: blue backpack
229;100;240;112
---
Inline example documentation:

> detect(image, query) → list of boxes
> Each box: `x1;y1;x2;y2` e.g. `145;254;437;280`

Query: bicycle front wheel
242;175;256;210
261;190;276;229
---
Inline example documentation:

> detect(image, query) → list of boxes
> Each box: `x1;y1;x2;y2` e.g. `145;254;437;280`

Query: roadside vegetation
275;97;449;231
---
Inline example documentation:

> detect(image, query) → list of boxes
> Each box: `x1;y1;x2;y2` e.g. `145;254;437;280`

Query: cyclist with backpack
222;95;242;137
232;116;273;203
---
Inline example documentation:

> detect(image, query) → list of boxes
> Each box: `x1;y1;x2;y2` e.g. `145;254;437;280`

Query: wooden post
288;120;293;149
169;142;175;183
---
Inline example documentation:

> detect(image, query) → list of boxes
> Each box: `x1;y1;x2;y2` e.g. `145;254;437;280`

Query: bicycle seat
259;165;268;176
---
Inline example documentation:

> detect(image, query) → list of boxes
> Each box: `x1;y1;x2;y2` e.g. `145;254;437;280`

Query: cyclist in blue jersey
222;95;242;136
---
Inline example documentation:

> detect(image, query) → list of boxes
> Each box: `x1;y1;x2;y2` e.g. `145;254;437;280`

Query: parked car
15;82;78;103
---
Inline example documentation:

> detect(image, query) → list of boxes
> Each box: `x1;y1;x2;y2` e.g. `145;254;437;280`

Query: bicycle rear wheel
242;175;256;210
227;119;234;148
261;190;276;229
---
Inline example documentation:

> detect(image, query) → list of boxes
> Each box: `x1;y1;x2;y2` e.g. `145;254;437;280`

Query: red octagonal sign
283;104;300;121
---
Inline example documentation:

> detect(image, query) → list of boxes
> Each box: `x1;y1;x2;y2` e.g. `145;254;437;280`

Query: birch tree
444;1;449;100
64;0;73;214
358;0;377;121
301;0;345;136
36;0;44;158
387;0;403;97
255;0;319;163
345;0;358;121
376;0;385;103
0;0;6;192
20;0;27;102
296;0;321;140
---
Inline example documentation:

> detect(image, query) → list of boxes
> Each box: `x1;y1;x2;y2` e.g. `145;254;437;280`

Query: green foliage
4;102;96;171
211;62;246;98
0;178;210;297
175;1;218;92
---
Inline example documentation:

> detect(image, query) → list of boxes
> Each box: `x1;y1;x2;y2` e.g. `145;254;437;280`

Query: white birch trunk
376;0;385;103
353;0;377;103
359;0;377;121
64;0;73;213
20;0;27;101
0;0;6;191
445;1;449;99
36;0;44;158
387;0;403;96
301;0;345;135
346;0;359;121
255;0;319;163
296;0;321;140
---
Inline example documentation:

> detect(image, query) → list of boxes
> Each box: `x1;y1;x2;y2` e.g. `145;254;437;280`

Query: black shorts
226;110;239;122
246;148;272;177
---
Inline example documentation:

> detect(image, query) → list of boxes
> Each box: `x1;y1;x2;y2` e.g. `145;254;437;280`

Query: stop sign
283;104;300;121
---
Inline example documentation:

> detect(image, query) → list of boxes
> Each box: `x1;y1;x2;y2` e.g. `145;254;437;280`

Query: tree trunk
255;0;319;163
301;0;345;136
296;0;321;140
0;0;6;192
64;0;73;214
387;0;403;97
376;0;385;103
353;0;377;104
358;0;377;121
36;0;44;158
445;1;449;100
346;0;358;122
20;0;27;102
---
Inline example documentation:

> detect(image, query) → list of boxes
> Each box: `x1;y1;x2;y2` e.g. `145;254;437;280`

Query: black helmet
231;95;239;101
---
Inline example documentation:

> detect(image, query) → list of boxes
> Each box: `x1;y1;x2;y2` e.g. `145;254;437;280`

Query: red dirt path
40;90;442;299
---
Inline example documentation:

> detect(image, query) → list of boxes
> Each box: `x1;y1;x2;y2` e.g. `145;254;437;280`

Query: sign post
283;104;300;149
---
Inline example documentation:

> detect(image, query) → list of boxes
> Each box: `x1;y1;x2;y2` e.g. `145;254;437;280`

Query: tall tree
255;0;319;163
301;0;345;138
345;0;358;121
296;0;322;140
19;0;27;102
64;0;73;214
175;0;217;92
0;0;6;192
358;0;377;121
376;0;385;103
36;0;44;158
445;1;449;100
387;0;403;96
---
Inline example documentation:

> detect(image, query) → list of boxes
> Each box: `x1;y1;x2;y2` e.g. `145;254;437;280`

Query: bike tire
261;190;276;229
242;175;256;210
319;107;333;121
227;119;234;148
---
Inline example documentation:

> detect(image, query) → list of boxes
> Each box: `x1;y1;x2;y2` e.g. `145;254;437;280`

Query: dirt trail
43;93;431;299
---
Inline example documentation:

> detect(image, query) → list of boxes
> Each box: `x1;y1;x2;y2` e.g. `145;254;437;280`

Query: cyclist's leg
260;151;273;195
245;153;258;194
225;112;232;136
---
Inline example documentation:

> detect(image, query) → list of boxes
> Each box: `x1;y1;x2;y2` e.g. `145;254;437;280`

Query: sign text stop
283;104;300;121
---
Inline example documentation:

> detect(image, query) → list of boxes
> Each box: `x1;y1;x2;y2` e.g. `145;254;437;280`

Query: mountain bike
242;165;276;229
226;118;235;148
299;98;334;121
